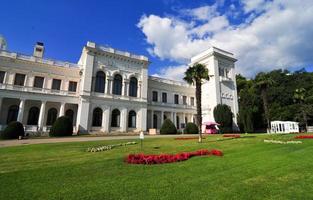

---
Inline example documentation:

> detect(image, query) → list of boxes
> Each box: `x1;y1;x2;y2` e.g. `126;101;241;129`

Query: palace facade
0;36;238;134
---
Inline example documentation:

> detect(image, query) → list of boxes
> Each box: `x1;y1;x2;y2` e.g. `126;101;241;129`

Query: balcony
0;83;79;97
149;101;196;110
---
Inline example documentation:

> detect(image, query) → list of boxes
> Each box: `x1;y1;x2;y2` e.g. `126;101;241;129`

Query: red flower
295;135;313;139
223;134;240;138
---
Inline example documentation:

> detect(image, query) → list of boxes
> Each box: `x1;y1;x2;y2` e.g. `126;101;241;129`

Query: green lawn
1;134;313;200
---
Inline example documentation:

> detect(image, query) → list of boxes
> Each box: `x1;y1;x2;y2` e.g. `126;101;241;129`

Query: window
111;109;121;127
52;79;61;90
162;92;167;103
0;71;5;83
219;67;225;77
128;110;136;128
94;71;105;93
153;114;158;129
112;74;122;95
191;97;195;106
27;107;40;125
65;109;74;124
174;94;179;104
92;107;102;127
152;91;158;102
14;73;25;86
183;96;187;105
68;81;77;92
7;105;18;124
129;77;138;97
46;108;57;125
33;76;44;88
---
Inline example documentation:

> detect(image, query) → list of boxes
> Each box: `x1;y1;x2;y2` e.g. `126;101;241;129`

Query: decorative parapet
0;50;81;68
148;76;194;88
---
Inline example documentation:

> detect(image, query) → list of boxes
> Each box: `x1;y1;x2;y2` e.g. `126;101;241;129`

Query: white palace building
0;36;239;135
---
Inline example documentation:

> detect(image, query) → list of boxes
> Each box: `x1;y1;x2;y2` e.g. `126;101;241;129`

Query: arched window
153;114;158;129
46;108;57;125
176;116;180;129
112;74;122;95
94;71;106;93
65;109;74;124
7;105;19;124
111;109;120;127
129;77;138;97
92;107;102;127
128;110;136;128
27;107;40;125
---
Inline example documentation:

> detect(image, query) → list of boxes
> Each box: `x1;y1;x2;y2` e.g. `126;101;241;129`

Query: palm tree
255;72;274;132
183;63;210;142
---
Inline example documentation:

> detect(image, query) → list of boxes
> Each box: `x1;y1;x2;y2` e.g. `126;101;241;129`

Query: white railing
0;83;79;97
96;45;149;61
0;50;81;68
148;76;193;87
149;101;196;109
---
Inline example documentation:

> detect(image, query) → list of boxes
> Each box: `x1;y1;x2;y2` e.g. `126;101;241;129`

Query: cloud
138;0;313;78
151;65;188;81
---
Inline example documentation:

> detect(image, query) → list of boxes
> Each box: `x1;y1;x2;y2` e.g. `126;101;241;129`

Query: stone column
17;99;25;122
102;107;111;133
138;82;142;98
183;113;186;124
77;98;90;133
121;108;127;132
123;79;129;96
151;110;154;129
38;101;46;130
173;112;177;128
169;111;173;122
59;102;65;117
160;111;164;127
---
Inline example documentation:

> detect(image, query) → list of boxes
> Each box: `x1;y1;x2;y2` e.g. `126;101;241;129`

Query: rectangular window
152;91;158;102
183;96;187;105
191;97;195;106
52;79;61;90
14;73;26;86
219;67;225;77
33;76;44;88
162;92;167;103
174;94;179;104
0;71;5;84
68;81;77;92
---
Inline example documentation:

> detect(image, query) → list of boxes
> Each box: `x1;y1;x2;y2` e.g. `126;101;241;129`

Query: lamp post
139;131;144;151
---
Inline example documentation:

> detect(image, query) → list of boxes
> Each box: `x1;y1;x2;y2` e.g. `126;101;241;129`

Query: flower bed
264;139;302;144
126;149;223;165
87;141;137;152
223;134;241;138
174;137;199;140
295;135;313;139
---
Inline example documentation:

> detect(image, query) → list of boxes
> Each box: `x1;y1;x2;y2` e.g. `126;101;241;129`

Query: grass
1;134;313;200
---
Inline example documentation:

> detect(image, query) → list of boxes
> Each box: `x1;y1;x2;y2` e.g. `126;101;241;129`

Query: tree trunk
261;88;270;132
196;81;202;142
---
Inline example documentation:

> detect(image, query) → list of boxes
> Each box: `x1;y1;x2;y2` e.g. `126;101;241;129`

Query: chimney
33;42;44;58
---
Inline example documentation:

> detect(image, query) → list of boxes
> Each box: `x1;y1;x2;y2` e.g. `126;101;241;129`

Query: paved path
0;134;199;148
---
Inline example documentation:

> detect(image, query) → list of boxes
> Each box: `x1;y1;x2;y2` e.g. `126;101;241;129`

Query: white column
173;112;177;128
160;111;164;127
59;102;65;117
17;99;25;122
121;108;127;132
109;79;113;94
124;80;129;96
183;113;186;124
38;101;46;130
102;107;110;133
77;98;90;133
169;111;173;122
151;110;154;129
138;82;142;98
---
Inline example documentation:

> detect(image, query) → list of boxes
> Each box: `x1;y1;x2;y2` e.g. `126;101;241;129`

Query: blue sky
1;0;313;80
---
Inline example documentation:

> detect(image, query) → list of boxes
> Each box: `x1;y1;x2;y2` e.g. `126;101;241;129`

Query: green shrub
213;104;233;133
49;116;73;137
0;121;25;139
184;122;199;134
160;119;177;135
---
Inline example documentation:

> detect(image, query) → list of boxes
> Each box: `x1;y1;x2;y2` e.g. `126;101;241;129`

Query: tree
160;119;177;135
183;63;210;142
213;104;233;133
255;72;275;132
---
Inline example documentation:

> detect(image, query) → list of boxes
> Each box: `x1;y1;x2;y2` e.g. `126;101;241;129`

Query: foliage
183;63;210;142
237;69;313;132
213;104;233;133
0;121;25;139
49;116;73;137
184;122;199;134
160;119;177;135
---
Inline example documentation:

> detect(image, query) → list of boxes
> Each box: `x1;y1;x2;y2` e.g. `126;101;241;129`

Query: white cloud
138;0;313;78
182;5;219;21
151;65;188;81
